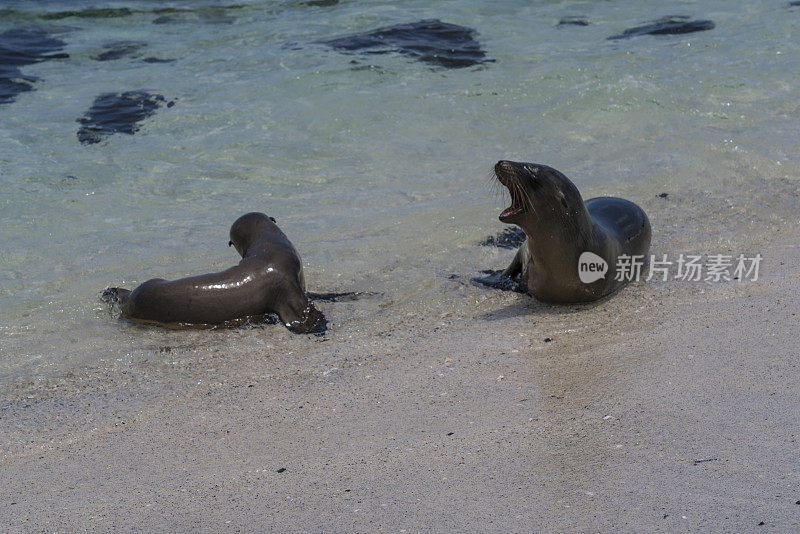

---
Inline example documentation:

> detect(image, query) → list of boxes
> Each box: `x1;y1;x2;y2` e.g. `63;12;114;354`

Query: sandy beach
2;171;798;532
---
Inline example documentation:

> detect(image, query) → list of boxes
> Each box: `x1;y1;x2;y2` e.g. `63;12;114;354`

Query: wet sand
1;173;799;532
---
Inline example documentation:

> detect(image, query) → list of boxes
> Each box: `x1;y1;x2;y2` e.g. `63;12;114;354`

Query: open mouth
497;173;525;221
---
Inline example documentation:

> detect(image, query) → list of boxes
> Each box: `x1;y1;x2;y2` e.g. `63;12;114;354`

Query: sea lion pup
105;212;325;334
478;161;651;303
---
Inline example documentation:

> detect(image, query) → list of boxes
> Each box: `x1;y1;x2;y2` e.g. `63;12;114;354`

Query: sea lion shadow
306;291;380;302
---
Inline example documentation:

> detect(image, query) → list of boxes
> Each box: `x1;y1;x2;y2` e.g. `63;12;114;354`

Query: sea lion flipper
473;236;527;292
501;245;525;278
275;289;327;334
281;302;327;335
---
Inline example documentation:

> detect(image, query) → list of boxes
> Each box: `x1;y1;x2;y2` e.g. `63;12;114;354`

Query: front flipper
501;245;525;279
286;302;327;335
276;291;327;335
471;270;523;292
471;245;525;292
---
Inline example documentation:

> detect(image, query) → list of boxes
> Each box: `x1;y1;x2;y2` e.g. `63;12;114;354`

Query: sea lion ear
269;217;276;223
228;241;234;247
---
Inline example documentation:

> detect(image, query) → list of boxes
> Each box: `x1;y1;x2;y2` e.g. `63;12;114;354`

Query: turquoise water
1;0;799;382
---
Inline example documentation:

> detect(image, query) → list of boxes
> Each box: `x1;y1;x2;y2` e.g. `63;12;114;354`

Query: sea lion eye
269;217;276;223
525;165;539;174
560;198;569;209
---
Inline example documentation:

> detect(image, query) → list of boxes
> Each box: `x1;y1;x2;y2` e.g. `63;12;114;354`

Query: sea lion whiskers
486;169;513;217
486;169;505;202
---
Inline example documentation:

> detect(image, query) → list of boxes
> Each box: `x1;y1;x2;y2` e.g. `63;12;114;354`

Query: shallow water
1;0;799;384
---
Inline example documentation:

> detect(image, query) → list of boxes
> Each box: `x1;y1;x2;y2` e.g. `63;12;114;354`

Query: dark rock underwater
608;16;715;40
0;28;68;105
76;91;174;145
321;19;492;69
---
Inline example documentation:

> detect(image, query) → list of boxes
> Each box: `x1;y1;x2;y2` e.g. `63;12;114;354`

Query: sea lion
105;212;326;333
477;161;651;303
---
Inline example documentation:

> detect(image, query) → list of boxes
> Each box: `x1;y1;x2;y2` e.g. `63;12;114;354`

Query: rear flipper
101;287;131;304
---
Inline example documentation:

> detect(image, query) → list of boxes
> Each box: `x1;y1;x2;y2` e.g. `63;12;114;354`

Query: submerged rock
142;57;175;64
480;227;525;249
558;17;590;27
0;28;68;105
76;91;174;145
608;16;715;40
41;8;133;20
321;19;492;69
0;77;34;104
150;5;246;25
92;42;147;61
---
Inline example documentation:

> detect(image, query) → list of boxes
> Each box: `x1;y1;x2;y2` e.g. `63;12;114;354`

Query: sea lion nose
495;160;515;174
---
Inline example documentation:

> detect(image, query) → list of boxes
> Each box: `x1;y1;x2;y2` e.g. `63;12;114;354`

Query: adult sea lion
477;161;651;303
105;212;325;333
